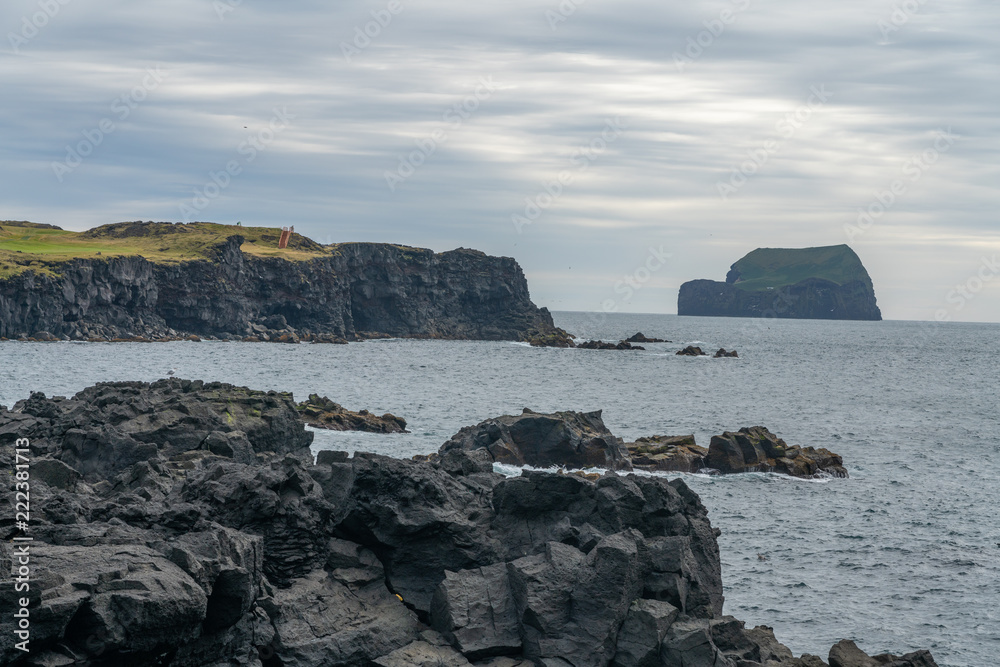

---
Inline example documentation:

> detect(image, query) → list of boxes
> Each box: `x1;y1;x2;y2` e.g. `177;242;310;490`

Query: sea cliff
678;245;882;321
0;221;554;341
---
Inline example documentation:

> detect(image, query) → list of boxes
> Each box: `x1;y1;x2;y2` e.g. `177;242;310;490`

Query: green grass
729;245;873;291
0;221;333;278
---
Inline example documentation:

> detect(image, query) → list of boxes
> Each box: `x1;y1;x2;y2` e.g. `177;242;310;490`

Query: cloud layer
2;0;998;321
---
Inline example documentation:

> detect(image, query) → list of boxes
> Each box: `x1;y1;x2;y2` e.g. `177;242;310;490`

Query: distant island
0;220;555;341
678;244;882;321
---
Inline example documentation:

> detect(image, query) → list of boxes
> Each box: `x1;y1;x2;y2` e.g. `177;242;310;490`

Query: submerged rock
297;394;408;433
0;381;925;666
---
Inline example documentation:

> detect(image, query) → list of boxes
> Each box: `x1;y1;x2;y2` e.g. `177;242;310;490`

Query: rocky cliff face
0;380;938;666
678;246;882;321
0;236;554;340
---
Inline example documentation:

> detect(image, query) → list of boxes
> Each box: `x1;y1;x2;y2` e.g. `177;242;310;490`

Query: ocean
1;312;997;666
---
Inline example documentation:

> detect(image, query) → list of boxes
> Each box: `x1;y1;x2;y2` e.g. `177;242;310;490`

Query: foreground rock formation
0;381;926;666
0;221;555;341
678;245;882;321
296;394;408;433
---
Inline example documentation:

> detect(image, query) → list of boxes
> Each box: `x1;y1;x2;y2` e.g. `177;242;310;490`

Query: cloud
1;0;998;320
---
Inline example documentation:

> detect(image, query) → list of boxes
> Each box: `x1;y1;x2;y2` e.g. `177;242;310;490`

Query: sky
1;0;998;322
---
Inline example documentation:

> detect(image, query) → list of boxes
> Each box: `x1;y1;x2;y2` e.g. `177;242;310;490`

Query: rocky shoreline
0;380;932;666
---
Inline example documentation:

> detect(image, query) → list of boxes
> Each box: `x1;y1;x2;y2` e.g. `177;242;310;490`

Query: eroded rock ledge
437;410;847;479
0;381;923;666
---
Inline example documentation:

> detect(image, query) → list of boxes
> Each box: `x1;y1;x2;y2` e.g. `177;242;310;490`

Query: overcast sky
2;0;998;321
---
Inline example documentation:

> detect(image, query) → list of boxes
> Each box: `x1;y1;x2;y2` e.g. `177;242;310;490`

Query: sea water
1;312;997;666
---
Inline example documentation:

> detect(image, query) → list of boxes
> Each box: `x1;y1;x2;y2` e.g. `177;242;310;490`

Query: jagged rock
626;435;708;473
705;427;848;478
431;564;521;659
297;393;408;433
522;327;577;348
0;381;935;667
714;348;739;358
676;346;707;356
828;640;939;667
374;640;472;667
31;458;81;491
624;332;669;343
4;379;312;481
611;599;679;667
439;408;633;471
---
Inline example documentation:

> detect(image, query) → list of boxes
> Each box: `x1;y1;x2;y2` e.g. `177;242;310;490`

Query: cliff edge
678;245;882;321
0;220;554;340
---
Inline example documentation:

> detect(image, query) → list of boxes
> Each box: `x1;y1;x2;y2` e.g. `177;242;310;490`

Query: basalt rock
438;408;633;471
714;348;738;358
676;346;707;356
521;326;577;348
0;382;929;666
0;228;555;341
578;340;645;350
625;332;669;343
297;394;408;433
704;426;848;478
626;435;708;474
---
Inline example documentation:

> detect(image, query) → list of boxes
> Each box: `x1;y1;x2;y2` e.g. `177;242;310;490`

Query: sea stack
677;244;882;321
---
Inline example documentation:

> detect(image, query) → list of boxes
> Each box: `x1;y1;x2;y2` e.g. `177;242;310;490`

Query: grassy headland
728;244;873;292
0;221;332;278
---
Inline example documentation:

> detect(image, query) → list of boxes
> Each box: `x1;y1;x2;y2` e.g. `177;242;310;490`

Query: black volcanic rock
0;235;555;341
678;245;882;321
705;426;848;478
438;408;634;471
296;394;408;433
625;332;669;343
0;382;932;666
578;339;645;350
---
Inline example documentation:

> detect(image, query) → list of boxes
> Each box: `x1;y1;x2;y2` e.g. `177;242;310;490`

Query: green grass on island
0;221;335;279
728;245;873;292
